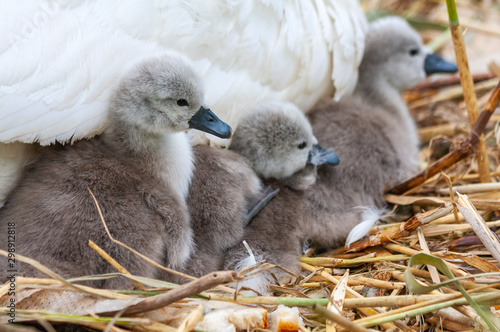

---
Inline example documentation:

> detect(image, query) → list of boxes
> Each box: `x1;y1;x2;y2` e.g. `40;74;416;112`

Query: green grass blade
406;253;500;331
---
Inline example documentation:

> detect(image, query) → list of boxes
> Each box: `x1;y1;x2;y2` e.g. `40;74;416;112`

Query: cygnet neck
354;68;407;120
353;65;417;140
353;59;420;172
102;110;194;200
281;166;317;192
103;115;165;157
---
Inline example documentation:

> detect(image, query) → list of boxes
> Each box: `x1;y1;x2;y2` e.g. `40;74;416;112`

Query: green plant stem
446;0;459;25
356;291;500;328
0;308;147;325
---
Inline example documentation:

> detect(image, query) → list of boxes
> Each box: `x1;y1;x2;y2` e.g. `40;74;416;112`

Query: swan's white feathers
328;0;366;99
0;0;366;145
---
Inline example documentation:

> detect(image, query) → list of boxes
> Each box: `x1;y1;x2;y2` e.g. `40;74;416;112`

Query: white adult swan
0;0;367;206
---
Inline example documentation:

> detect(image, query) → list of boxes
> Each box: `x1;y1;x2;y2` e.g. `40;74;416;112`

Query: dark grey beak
424;53;458;75
307;144;339;166
189;106;232;139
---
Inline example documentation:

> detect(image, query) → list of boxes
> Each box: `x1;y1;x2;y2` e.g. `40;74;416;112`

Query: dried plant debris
3;1;500;331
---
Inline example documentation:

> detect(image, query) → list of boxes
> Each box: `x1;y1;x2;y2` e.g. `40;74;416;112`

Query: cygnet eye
177;99;189;107
298;141;307;150
409;48;419;56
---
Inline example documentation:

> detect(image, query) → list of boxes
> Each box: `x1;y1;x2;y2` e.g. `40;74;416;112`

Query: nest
2;1;500;331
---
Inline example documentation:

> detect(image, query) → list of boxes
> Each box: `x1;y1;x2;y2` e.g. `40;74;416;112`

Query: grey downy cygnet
0;52;231;289
223;101;339;294
304;16;457;249
162;144;262;282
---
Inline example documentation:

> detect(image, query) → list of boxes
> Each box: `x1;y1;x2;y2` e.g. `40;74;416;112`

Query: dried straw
4;2;500;331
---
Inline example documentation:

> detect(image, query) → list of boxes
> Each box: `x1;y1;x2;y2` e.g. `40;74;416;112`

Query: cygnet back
305;98;413;248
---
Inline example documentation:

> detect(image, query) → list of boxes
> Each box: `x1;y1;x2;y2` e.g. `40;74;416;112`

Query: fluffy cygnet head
230;102;339;180
107;52;231;140
361;17;457;91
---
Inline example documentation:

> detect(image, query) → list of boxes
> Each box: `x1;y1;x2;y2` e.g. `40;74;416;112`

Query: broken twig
388;81;500;195
446;0;490;182
102;271;239;316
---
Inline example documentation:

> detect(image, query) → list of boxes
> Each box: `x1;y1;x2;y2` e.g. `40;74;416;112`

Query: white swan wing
0;0;366;145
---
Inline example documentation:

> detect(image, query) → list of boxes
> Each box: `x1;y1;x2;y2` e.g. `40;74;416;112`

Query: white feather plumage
0;0;366;205
0;0;366;144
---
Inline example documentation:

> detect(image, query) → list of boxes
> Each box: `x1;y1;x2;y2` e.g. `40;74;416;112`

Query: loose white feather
345;205;386;248
241;240;257;265
233;241;269;295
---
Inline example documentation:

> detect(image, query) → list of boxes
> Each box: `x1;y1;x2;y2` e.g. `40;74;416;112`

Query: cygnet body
0;53;231;288
304;17;457;248
223;102;339;294
164;144;261;281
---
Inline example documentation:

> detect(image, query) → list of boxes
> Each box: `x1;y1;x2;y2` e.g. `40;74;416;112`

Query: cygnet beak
424;53;458;75
189;106;232;139
307;144;339;166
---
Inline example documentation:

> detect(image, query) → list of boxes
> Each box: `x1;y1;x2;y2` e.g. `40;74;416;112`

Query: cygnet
304;16;457;248
0;52;231;289
223;102;339;294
